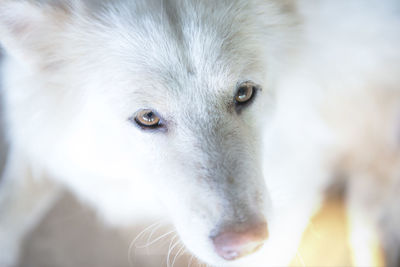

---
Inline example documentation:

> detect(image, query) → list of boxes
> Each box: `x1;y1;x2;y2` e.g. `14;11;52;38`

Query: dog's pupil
143;112;154;122
238;87;250;100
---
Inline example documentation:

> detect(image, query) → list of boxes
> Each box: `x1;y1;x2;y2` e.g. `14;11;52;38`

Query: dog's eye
134;109;161;128
235;81;257;104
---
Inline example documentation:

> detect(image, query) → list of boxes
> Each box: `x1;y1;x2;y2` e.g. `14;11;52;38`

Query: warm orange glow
290;196;385;267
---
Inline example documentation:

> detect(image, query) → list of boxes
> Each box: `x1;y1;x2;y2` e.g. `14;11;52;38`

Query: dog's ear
0;1;72;66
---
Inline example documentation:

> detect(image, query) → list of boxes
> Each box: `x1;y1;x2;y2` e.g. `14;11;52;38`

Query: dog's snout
211;220;268;261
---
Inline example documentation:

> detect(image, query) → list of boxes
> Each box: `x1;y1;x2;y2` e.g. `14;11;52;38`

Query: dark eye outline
130;109;166;131
234;81;260;109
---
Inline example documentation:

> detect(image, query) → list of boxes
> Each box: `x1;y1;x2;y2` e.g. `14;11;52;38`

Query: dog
0;0;399;266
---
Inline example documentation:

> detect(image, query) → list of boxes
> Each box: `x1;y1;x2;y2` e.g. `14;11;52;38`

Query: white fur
0;0;399;266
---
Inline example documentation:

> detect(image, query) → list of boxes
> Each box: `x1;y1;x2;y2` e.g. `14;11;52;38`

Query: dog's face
0;0;298;265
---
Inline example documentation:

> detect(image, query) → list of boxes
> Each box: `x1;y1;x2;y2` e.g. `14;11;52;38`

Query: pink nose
211;221;268;261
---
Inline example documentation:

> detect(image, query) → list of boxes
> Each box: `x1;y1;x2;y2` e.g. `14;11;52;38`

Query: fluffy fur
0;0;399;266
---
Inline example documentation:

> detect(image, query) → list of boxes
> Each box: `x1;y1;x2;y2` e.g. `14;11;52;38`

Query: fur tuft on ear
0;0;70;66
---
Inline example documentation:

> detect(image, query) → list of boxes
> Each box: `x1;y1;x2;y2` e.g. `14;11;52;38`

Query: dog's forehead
93;0;263;98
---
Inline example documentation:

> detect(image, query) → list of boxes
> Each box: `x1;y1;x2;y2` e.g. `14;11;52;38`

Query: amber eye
235;81;256;104
134;109;161;128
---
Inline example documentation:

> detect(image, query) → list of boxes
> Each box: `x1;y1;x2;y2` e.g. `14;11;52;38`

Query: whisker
128;221;162;266
139;230;175;248
145;223;163;254
167;235;179;267
171;244;185;267
130;221;161;248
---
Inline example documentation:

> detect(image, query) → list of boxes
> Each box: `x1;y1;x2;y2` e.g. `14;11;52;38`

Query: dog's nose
211;220;268;261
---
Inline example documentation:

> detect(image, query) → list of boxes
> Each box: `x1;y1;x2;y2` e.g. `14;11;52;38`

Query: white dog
0;0;399;266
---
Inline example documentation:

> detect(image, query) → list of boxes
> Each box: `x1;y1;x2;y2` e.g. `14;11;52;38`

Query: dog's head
0;0;299;265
